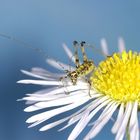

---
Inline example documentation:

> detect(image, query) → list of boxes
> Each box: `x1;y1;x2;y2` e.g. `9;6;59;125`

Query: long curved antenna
84;43;108;57
0;33;50;59
0;33;67;71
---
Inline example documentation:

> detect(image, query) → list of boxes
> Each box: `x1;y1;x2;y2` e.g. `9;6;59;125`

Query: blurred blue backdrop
0;0;140;140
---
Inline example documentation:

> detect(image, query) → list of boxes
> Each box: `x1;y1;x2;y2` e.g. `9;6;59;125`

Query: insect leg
73;41;80;68
59;70;69;83
87;80;92;97
84;77;92;97
81;41;88;62
59;74;71;95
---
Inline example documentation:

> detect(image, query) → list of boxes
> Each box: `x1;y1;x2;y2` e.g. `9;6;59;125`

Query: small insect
60;41;96;97
0;33;107;97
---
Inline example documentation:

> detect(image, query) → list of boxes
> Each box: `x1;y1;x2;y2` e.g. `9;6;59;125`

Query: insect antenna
0;33;68;70
0;33;46;58
0;33;73;94
84;43;109;57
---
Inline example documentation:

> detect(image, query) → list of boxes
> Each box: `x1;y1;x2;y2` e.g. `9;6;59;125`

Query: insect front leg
59;75;71;95
81;41;88;62
73;41;80;68
59;69;72;95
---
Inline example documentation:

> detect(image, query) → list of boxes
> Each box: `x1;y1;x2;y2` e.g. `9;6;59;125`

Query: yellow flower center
90;50;140;104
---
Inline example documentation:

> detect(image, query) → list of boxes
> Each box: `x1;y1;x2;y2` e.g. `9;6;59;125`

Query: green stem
126;125;130;140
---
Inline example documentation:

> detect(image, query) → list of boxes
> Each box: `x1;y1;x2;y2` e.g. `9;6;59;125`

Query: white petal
39;116;70;131
31;67;64;77
58;95;103;131
26;98;89;124
59;112;85;131
68;96;106;124
31;67;48;73
135;118;139;140
21;70;49;80
129;101;139;140
21;87;68;101
22;89;87;102
26;88;87;101
46;58;75;71
28;119;47;128
62;43;75;63
68;111;89;140
21;94;61;102
115;102;132;140
27;98;89;128
85;103;119;140
17;79;62;86
24;105;42;112
26;86;70;97
112;103;124;133
25;100;36;105
118;37;126;53
68;97;111;140
39;96;100;132
129;101;138;128
24;94;89;112
26;88;62;97
20;83;93;104
100;38;109;56
88;101;115;126
21;96;51;102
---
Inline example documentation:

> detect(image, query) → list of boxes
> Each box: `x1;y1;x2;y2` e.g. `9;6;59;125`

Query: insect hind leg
85;78;92;97
81;41;88;62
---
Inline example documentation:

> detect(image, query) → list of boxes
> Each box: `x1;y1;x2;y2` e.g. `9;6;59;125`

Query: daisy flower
18;38;139;140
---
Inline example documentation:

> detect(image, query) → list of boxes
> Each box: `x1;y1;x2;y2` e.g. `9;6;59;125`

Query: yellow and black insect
0;33;105;97
60;41;96;96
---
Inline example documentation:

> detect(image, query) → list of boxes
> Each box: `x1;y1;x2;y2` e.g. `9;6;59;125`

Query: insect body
60;41;96;96
0;33;104;97
67;60;95;85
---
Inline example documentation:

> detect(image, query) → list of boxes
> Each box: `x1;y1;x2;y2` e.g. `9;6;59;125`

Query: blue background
0;0;140;140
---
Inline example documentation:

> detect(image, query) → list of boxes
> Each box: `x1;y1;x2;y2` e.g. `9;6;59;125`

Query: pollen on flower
90;50;140;104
